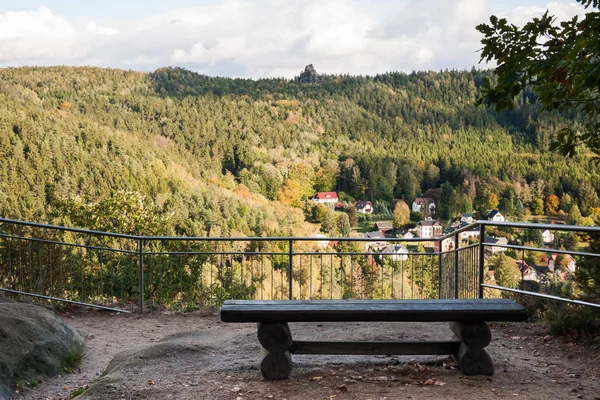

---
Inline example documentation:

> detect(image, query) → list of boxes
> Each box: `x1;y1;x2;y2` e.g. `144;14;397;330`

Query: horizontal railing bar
145;251;289;256
144;236;436;242
0;233;137;254
439;242;480;255
481;284;600;308
479;220;600;233
0;287;132;313
481;242;600;258
0;218;141;240
144;250;440;257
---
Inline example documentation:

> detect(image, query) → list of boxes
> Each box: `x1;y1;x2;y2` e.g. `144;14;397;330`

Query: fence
0;218;598;312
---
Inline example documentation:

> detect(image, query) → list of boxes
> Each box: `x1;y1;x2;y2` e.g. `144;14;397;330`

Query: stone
0;296;85;399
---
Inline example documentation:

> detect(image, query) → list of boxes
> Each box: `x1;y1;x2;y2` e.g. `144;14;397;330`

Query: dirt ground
10;307;600;400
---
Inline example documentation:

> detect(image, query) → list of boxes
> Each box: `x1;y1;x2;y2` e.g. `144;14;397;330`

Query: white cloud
504;1;586;26
85;21;119;36
0;1;592;77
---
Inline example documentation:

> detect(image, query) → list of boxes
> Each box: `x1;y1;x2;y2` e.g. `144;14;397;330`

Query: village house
446;222;480;241
375;221;394;234
434;237;455;252
355;200;374;214
460;213;474;224
542;229;555;244
516;260;538;281
334;202;345;211
412;197;436;215
313;234;330;249
313;191;338;204
378;244;409;261
548;253;576;273
483;236;508;253
363;231;386;251
488;210;505;222
416;218;443;238
401;231;415;239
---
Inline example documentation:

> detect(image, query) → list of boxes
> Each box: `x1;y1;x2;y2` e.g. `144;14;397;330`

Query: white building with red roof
313;192;338;204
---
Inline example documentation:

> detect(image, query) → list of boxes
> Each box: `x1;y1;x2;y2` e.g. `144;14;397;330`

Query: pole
478;224;485;299
454;232;459;299
288;239;293;300
138;238;144;313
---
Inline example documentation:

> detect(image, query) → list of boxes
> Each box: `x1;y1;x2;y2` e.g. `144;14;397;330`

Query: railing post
437;239;443;299
138;238;144;313
288;239;293;300
478;224;485;299
454;232;459;299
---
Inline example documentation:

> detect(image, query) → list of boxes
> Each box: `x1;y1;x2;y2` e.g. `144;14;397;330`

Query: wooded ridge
1;66;598;236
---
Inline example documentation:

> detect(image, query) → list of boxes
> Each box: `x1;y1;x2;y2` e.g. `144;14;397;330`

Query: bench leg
450;321;494;376
257;323;293;380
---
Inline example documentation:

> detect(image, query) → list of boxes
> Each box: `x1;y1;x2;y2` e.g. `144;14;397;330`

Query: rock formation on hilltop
296;64;320;84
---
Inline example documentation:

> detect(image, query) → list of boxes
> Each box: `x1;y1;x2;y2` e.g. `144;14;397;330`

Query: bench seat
220;299;527;379
221;299;527;323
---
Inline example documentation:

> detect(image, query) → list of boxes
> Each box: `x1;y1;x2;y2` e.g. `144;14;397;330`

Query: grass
70;385;88;398
61;348;83;374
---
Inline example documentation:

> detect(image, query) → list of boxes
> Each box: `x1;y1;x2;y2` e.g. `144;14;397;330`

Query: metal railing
0;218;598;312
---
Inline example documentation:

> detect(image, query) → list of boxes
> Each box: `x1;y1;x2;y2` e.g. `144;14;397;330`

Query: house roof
363;231;385;239
550;253;576;263
380;245;408;254
315;192;338;200
516;260;533;273
376;221;393;230
414;197;435;205
488;209;502;218
417;219;442;227
355;200;373;209
483;236;508;245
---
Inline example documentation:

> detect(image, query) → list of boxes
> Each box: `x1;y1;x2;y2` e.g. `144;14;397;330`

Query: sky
0;0;589;78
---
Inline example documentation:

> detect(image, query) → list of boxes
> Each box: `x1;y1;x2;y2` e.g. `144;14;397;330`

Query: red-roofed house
313;192;338;204
516;260;538;281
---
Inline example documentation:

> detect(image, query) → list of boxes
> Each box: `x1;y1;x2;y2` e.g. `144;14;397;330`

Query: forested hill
0;66;598;236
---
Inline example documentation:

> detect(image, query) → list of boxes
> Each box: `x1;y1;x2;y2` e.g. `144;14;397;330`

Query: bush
544;305;600;343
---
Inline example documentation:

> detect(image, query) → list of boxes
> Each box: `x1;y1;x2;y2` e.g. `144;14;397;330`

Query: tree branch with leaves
477;0;600;157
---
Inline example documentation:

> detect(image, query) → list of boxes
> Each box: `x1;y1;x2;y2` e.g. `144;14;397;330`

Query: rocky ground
10;307;600;400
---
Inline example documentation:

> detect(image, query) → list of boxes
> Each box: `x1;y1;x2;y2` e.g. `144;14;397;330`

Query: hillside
0;66;598;235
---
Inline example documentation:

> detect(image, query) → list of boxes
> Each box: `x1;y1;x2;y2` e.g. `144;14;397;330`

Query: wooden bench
220;299;527;380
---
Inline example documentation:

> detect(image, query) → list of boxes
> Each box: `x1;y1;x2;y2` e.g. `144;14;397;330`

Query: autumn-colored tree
392;200;410;228
545;194;560;216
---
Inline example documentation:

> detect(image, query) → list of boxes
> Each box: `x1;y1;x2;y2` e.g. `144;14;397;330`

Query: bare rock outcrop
0;297;84;399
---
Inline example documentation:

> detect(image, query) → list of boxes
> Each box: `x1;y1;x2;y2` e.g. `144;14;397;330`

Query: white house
313;192;338;204
416;218;443;238
379;245;409;262
363;231;386;251
517;260;538;281
488;210;504;222
355;200;374;214
483;236;508;253
542;230;555;244
412;197;436;215
402;231;415;239
460;213;474;224
434;237;455;253
548;253;576;273
313;234;330;249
